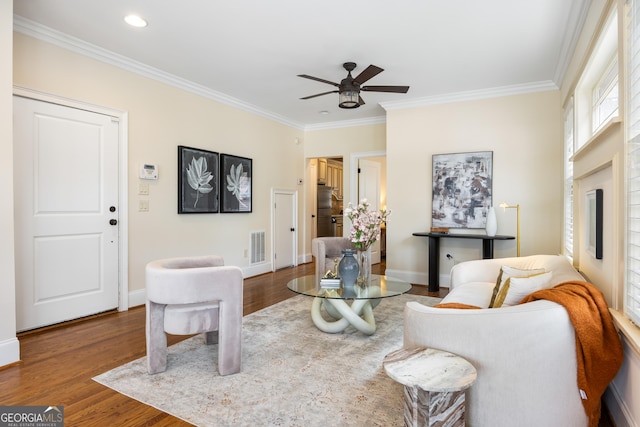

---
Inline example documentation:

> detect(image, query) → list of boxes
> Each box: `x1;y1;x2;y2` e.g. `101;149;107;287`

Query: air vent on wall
250;231;266;264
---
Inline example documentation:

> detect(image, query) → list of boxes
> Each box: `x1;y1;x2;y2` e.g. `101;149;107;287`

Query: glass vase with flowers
344;199;390;287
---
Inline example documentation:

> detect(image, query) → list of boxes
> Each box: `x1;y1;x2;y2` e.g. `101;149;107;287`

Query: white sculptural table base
311;295;381;335
286;275;412;336
383;347;477;427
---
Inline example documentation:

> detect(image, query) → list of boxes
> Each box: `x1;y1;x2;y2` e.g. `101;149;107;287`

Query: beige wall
304;124;386;209
302;124;386;256
13;33;305;296
0;1;19;366
384;91;564;284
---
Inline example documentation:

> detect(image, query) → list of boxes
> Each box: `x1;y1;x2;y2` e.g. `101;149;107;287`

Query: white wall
384;91;564;285
0;0;19;367
12;33;305;297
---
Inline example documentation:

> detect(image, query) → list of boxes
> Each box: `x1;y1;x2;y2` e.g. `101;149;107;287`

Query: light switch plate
139;200;149;212
139;182;149;195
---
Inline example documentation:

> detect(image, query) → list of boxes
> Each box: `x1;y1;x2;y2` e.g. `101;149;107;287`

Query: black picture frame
586;189;603;259
178;145;219;214
220;154;252;213
432;151;493;229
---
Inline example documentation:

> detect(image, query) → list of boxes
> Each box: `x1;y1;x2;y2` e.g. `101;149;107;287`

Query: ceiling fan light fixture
339;91;359;109
299;62;408;109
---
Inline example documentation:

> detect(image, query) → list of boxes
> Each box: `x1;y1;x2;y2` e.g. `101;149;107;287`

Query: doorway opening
305;152;386;266
316;157;344;239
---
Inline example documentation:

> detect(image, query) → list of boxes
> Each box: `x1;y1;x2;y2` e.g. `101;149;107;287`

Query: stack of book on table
320;278;341;289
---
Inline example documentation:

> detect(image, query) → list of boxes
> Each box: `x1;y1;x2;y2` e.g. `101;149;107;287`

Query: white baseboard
243;262;273;278
384;269;451;289
128;288;146;309
384;269;427;285
0;337;20;368
604;381;637;427
299;253;312;264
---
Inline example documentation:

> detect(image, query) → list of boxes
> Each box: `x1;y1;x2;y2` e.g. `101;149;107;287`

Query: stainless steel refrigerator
317;186;333;237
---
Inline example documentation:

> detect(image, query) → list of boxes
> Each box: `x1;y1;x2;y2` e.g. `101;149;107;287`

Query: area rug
94;293;441;426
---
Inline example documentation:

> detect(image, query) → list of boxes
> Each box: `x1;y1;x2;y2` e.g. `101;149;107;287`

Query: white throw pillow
440;282;496;308
493;271;553;307
490;266;547;307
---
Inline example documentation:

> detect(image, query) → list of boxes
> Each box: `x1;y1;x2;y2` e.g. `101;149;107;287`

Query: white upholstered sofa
403;255;588;427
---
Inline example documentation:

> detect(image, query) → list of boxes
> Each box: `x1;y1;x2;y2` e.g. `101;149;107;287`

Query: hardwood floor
0;260;443;426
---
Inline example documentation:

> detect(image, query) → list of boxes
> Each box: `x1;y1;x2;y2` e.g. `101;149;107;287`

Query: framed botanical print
178;145;219;213
220;154;252;213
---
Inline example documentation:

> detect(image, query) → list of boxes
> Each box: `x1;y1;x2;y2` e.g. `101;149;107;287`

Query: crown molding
379;80;559;111
553;0;592;85
303;115;386;132
13;16;307;130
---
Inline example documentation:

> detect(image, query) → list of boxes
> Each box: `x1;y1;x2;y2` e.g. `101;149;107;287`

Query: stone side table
383;346;477;427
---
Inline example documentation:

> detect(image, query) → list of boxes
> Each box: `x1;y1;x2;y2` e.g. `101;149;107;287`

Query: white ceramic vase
486;206;497;236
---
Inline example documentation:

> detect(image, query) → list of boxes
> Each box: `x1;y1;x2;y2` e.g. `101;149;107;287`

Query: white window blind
626;0;640;326
593;55;619;132
564;100;574;257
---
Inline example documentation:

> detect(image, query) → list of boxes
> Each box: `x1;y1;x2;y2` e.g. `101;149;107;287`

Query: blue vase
338;249;359;288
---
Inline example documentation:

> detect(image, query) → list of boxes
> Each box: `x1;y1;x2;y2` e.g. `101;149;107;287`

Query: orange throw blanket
520;281;623;427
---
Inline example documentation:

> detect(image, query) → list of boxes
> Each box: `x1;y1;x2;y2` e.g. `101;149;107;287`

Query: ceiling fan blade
359;95;365;106
353;65;384;85
361;85;410;93
300;90;338;100
297;74;340;87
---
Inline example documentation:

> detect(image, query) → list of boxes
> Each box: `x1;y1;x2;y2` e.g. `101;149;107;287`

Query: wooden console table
412;232;515;292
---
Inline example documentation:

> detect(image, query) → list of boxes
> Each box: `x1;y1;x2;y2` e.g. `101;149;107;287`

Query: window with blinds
564;100;574;258
593;55;619;133
626;0;640;326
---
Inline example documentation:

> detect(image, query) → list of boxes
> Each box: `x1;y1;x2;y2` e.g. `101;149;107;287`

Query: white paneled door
273;190;297;270
358;158;382;264
13;96;120;331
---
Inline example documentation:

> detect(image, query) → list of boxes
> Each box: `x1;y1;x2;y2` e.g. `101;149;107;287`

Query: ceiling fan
298;62;409;109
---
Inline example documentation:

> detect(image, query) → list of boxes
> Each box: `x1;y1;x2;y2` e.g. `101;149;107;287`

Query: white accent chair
145;255;243;376
311;237;356;279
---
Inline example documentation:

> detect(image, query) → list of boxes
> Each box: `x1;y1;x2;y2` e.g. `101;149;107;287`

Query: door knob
109;219;118;226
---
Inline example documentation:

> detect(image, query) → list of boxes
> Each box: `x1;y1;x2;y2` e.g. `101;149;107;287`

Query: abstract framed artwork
220;153;252;213
432;151;493;229
586;189;603;259
178;145;219;214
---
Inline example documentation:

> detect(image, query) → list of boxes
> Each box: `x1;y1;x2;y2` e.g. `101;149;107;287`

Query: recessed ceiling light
124;14;148;28
319;110;330;115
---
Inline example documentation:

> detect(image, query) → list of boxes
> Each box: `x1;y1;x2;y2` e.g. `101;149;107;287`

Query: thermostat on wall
139;163;158;180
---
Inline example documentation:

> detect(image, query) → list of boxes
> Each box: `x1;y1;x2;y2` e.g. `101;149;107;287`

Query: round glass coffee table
287;274;411;335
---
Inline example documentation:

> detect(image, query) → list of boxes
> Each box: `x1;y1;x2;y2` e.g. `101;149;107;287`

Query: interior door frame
13;85;130;312
271;188;298;270
349;150;386;208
